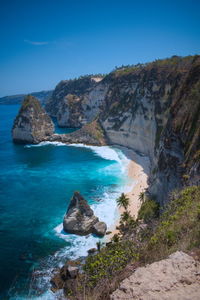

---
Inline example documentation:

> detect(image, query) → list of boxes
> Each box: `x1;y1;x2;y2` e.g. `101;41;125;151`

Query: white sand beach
108;147;150;238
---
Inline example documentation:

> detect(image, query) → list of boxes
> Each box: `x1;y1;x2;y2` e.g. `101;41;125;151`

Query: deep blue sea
0;105;130;299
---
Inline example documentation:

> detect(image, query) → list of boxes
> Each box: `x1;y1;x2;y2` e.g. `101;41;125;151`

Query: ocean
0;105;131;299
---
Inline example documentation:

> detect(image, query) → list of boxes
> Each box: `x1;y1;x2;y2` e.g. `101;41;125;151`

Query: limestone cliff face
99;56;200;205
47;55;200;205
12;95;54;144
46;75;107;127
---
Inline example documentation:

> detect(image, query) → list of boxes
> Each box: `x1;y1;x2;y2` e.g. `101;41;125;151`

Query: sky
0;0;200;97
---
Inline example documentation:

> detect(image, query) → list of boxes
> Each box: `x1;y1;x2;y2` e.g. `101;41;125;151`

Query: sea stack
63;191;107;237
12;95;54;144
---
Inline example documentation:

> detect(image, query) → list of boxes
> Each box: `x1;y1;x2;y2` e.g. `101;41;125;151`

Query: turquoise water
0;105;130;299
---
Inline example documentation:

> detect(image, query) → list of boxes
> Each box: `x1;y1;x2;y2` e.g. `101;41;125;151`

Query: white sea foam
25;142;130;166
25;141;66;148
54;190;121;258
69;144;123;163
20;143;133;299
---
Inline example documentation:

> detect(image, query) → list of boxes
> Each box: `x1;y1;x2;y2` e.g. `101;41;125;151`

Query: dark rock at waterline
51;262;80;292
63;191;107;237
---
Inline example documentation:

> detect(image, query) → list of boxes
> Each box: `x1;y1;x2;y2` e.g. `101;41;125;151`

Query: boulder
63;192;107;237
12;95;54;144
92;221;107;237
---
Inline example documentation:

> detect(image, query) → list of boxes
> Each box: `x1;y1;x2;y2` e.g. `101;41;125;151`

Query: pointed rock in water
63;191;107;236
12;95;54;144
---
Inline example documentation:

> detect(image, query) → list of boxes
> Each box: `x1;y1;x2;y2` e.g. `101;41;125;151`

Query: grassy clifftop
142;186;200;263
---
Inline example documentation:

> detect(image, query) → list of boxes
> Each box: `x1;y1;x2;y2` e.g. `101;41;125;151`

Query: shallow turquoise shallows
0;105;129;299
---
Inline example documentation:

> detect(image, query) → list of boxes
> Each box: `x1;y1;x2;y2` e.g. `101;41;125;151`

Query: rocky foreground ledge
63;191;107;237
111;251;200;300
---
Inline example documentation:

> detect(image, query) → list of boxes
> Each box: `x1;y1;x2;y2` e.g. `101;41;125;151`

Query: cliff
46;75;106;127
12;56;200;205
99;56;200;205
46;55;200;206
12;95;54;144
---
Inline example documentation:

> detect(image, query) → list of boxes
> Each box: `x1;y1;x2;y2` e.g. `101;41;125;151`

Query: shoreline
108;147;150;239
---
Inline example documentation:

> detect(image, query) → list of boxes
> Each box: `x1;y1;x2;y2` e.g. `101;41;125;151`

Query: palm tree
116;193;130;210
112;234;120;243
96;241;101;252
139;191;145;204
121;211;131;223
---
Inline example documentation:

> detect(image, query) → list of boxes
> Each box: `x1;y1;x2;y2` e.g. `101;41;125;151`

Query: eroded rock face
46;75;107;127
63;192;107;236
12;95;54;144
111;251;200;300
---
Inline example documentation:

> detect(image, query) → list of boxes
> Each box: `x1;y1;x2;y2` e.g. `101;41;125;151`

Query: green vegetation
83;186;200;289
137;197;160;223
113;55;198;78
83;241;138;287
115;193;137;234
21;95;41;112
116;211;137;236
61;186;200;299
82;119;106;144
116;193;130;210
142;186;200;262
138;191;145;203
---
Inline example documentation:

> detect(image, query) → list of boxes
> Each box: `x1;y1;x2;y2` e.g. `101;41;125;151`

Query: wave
25;141;66;148
25;141;130;166
69;143;127;163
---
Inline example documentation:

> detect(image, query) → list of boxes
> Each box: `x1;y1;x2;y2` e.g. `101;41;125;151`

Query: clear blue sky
0;0;199;97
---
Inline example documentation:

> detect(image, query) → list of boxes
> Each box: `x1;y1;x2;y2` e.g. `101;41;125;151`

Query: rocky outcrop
49;119;107;146
51;261;80;292
111;251;200;300
63;192;107;236
12;95;54;144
